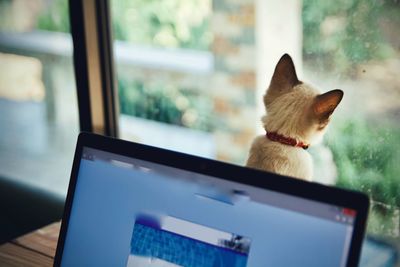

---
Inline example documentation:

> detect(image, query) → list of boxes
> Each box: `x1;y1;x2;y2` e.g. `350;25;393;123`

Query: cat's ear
313;89;343;120
265;54;300;105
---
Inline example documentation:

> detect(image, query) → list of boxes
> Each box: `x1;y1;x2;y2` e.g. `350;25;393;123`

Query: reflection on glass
0;0;78;195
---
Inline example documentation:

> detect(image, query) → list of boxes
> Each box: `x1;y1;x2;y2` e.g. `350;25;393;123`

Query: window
109;0;399;264
0;0;79;195
1;0;397;264
111;0;216;159
302;0;400;244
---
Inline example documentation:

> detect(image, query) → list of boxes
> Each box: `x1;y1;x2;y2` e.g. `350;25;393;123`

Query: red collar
266;131;309;150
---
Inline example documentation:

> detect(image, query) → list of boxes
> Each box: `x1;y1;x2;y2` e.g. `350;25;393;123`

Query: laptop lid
54;133;369;267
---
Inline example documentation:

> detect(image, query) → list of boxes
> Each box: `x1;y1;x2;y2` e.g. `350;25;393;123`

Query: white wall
255;0;303;133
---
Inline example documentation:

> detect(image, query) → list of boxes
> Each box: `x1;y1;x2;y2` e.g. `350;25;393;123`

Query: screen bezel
54;132;369;267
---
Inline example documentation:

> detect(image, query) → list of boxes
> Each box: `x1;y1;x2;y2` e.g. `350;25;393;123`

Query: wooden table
0;222;60;267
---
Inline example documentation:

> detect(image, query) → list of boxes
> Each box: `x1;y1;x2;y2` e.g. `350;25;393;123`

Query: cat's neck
262;114;308;143
262;112;325;146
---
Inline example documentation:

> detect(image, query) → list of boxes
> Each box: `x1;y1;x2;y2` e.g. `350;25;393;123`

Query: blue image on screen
129;222;248;267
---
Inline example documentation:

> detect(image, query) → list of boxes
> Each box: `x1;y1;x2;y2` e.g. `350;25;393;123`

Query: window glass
302;0;400;254
111;0;399;264
0;0;79;195
112;0;216;159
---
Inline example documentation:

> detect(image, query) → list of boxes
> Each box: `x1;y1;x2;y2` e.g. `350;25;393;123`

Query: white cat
246;54;343;181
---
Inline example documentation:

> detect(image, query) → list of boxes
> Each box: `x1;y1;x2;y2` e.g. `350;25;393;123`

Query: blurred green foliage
33;0;400;67
36;0;212;50
367;200;399;237
302;0;397;73
36;0;399;70
111;0;211;50
118;78;213;131
327;119;400;206
0;0;12;30
37;0;70;32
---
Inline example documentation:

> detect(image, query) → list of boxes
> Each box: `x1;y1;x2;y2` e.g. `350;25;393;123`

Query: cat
246;54;343;181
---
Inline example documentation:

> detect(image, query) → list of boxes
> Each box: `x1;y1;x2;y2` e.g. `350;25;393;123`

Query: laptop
54;132;369;267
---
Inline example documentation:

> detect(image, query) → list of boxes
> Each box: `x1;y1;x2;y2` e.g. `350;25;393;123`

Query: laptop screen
60;147;357;267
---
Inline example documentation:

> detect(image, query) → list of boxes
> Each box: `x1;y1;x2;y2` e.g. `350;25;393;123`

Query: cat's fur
246;54;343;181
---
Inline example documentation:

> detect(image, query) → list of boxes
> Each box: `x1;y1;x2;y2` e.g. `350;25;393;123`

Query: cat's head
262;54;343;145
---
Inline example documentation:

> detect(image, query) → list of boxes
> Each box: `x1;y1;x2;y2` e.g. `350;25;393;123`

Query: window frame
69;0;118;136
